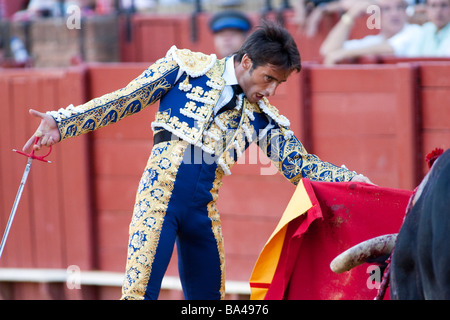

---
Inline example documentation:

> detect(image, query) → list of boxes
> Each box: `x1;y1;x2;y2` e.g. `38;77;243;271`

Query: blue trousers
121;140;225;300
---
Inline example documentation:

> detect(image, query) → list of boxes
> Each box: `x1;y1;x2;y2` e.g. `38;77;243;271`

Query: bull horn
330;234;398;274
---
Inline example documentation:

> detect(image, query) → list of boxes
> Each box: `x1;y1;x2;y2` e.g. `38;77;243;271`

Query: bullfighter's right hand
23;109;61;152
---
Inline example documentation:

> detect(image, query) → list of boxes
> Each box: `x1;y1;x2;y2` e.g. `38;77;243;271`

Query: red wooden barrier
304;63;420;190
119;13;215;63
419;62;450;175
0;67;94;298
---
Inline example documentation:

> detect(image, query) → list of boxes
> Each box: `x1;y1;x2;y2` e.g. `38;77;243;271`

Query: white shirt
343;24;422;57
28;0;58;10
388;24;424;56
343;34;385;51
214;55;239;115
406;22;450;57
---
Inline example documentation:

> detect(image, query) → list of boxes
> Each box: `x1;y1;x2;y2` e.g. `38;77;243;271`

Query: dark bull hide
391;149;450;299
330;149;450;299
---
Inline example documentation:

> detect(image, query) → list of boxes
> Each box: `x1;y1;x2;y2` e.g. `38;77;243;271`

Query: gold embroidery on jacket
50;56;178;140
151;56;226;151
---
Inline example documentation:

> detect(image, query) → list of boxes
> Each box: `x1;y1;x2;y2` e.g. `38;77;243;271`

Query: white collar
223;55;239;86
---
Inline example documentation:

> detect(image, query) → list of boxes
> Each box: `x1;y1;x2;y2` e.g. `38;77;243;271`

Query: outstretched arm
34;54;180;145
320;0;374;56
258;126;357;184
258;125;374;185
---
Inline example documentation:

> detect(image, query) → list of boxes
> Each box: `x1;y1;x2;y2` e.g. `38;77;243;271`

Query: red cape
250;179;412;300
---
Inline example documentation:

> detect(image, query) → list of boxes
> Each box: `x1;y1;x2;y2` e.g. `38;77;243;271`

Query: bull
330;148;450;299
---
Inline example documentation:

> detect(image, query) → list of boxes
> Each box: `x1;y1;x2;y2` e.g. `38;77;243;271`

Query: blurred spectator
10;36;30;64
293;0;351;38
120;0;156;12
219;0;243;7
406;0;450;56
12;0;97;20
0;31;4;64
209;10;252;58
408;0;428;25
293;0;420;37
78;0;97;12
26;0;61;17
0;35;32;68
0;0;29;19
320;0;422;64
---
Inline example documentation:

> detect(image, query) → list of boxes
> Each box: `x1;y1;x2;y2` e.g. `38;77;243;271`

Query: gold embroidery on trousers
121;140;188;300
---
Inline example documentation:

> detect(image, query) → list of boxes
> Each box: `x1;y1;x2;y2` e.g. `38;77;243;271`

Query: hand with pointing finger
23;109;61;152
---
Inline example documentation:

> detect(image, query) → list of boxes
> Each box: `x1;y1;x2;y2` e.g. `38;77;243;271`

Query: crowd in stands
307;0;450;64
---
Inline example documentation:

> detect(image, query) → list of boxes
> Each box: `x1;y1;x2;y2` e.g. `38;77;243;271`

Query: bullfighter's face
236;54;292;104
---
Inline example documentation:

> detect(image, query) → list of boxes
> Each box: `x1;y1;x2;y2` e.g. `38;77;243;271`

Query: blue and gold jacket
48;46;356;184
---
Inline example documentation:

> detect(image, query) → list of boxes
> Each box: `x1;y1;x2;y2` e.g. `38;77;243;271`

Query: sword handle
13;136;52;163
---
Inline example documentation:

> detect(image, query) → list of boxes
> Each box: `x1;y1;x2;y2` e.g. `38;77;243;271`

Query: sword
0;136;52;260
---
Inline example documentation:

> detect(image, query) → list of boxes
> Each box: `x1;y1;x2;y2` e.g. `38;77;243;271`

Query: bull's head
330;148;445;274
330;148;447;300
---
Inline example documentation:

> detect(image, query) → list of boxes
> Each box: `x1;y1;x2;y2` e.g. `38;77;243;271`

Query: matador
24;23;369;300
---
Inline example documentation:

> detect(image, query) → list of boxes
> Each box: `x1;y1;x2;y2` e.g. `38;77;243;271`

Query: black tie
217;84;243;115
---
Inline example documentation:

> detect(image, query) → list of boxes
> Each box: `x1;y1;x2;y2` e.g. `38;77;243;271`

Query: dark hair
235;21;301;73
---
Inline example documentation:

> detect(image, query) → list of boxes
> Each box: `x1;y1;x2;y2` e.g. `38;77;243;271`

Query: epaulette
258;97;290;127
257;98;294;140
166;45;217;78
